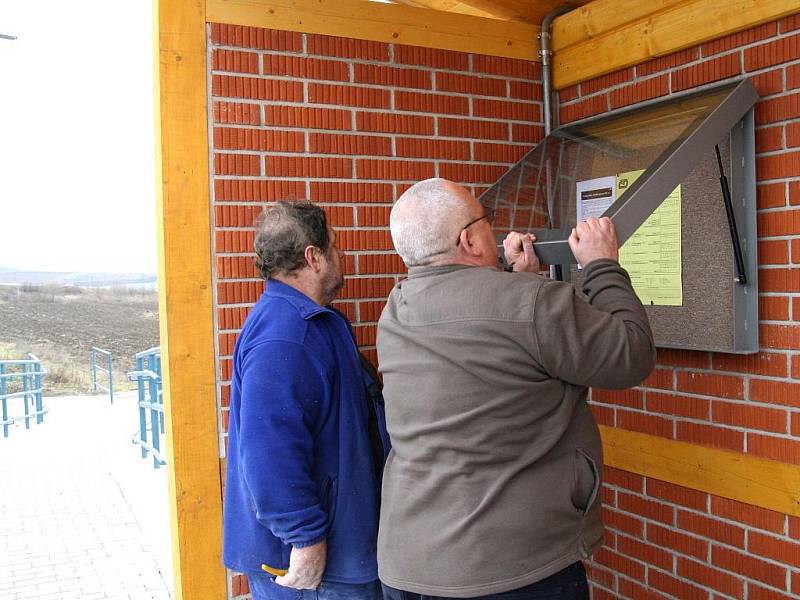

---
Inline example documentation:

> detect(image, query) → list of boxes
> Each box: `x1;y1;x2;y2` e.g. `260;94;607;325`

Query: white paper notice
576;176;617;223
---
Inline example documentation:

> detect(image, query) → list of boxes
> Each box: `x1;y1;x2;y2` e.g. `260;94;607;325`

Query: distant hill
0;270;157;288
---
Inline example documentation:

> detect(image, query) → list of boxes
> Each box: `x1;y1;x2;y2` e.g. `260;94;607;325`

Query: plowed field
0;285;159;394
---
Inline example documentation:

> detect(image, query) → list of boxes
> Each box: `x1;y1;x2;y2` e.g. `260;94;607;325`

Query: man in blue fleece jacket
223;201;387;600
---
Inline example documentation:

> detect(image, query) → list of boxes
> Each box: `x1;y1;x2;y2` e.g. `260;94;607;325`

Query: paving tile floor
0;391;173;600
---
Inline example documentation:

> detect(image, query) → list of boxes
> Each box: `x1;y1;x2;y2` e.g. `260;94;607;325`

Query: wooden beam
465;0;591;24
551;0;689;52
207;0;540;61
390;0;501;21
155;0;226;598
393;0;592;24
600;426;800;517
553;0;800;89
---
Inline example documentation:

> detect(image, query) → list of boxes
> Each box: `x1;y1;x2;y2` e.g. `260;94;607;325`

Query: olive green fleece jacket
376;259;655;597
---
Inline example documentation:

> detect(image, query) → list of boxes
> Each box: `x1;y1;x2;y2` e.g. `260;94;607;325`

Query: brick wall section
208;24;543;599
559;15;800;599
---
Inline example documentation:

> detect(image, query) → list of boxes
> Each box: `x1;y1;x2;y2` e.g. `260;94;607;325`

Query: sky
0;1;157;274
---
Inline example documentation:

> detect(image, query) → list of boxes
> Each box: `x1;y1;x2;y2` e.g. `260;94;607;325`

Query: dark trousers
381;562;589;600
248;576;383;600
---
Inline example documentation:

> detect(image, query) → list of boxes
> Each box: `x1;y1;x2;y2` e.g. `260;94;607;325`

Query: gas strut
715;144;747;285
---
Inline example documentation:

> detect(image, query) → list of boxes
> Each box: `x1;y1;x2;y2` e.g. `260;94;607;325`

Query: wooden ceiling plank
393;0;592;24
521;0;592;24
463;0;552;22
553;0;800;89
391;0;504;20
207;0;540;61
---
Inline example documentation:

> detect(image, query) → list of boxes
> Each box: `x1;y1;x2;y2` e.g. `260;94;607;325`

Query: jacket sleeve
238;340;329;547
531;259;656;389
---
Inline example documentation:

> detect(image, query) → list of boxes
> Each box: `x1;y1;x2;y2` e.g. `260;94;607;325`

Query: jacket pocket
571;448;600;514
322;475;339;525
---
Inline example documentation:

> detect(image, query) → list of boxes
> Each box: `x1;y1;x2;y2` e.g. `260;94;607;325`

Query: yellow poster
616;170;683;306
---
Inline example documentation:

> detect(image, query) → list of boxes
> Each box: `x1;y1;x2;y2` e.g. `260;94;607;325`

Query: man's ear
458;228;480;257
303;245;322;272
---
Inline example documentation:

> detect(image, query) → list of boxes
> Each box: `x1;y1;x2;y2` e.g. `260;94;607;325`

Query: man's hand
503;232;540;273
569;217;619;265
274;540;327;590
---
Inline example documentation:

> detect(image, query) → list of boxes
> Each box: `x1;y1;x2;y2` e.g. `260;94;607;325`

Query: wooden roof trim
551;0;691;52
553;0;800;89
207;0;541;61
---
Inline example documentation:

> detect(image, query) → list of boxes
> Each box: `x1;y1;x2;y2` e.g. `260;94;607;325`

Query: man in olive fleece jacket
376;178;655;600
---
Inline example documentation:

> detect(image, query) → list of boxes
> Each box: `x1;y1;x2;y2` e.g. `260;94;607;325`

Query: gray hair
253;201;329;279
390;178;471;266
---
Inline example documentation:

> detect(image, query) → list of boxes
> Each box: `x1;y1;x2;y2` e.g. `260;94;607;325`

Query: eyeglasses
455;207;495;247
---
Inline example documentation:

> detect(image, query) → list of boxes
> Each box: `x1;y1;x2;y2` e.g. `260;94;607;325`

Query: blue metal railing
1;354;47;438
127;346;165;468
91;347;114;403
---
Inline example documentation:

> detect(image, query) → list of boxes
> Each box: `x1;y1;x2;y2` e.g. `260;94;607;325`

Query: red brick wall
558;15;800;600
208;23;543;599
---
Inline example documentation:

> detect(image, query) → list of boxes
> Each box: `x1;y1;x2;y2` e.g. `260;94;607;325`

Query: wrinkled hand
275;540;326;590
569;217;619;265
502;232;540;273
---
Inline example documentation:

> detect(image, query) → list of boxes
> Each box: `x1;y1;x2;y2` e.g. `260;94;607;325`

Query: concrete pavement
0;391;173;600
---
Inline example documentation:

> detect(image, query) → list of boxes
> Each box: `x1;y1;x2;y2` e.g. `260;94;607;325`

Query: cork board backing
572;136;742;353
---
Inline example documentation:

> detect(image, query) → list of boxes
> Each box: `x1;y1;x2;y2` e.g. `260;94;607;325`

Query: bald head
390;178;474;267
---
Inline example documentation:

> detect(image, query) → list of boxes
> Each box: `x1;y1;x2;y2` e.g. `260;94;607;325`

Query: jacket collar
264;279;331;320
406;264;494;279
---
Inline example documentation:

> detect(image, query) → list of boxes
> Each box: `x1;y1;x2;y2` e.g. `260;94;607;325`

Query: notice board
480;82;759;354
571;117;758;354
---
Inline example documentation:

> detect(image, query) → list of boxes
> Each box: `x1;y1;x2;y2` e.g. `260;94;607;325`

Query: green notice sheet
616;170;683;306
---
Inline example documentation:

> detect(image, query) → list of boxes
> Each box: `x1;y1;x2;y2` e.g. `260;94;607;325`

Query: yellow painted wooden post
154;0;227;598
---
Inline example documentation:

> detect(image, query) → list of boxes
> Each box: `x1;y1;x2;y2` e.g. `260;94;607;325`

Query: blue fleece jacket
222;280;385;582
